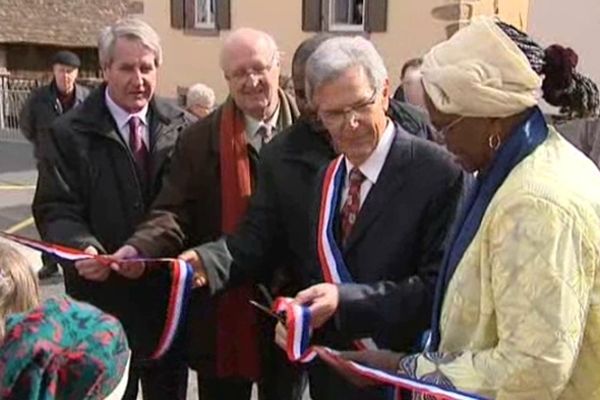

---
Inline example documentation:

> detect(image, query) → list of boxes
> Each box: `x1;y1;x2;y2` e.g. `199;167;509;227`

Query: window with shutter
302;0;387;33
172;0;230;35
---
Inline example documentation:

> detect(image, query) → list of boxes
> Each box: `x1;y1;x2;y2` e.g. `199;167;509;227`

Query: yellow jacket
400;128;600;399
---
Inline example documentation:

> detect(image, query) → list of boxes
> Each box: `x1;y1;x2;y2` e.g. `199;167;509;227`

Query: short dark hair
400;57;423;81
291;33;334;80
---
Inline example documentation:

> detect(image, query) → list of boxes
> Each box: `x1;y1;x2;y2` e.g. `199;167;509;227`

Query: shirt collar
244;104;281;137
105;88;149;129
345;119;395;185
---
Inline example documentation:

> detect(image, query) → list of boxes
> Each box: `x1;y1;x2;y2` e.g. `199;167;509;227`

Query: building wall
140;0;530;101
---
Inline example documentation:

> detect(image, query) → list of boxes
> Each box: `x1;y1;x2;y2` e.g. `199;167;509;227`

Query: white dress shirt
341;119;395;210
105;89;150;149
244;105;280;152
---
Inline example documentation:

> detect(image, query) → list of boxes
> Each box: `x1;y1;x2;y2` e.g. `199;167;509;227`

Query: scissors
249;300;287;325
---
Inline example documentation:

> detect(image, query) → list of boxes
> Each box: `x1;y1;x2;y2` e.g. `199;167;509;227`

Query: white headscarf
422;16;542;118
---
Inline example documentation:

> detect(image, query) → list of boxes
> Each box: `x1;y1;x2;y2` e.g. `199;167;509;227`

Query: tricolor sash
277;155;378;362
316;155;377;351
0;232;193;360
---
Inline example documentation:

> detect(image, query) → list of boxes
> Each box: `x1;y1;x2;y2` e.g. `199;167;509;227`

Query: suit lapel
343;131;413;252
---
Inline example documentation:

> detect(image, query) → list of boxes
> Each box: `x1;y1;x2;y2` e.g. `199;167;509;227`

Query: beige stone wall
140;0;530;101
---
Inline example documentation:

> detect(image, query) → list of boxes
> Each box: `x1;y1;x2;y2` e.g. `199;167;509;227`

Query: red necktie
340;167;366;245
128;116;149;183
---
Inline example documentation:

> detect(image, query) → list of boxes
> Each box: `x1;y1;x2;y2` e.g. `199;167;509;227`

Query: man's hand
339;350;404;373
75;246;110;281
295;283;339;329
179;249;207;288
110;245;145;279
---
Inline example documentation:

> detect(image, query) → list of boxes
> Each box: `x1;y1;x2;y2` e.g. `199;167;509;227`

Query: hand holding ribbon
74;246;109;281
178;249;208;288
272;297;316;363
0;231;194;361
110;245;146;279
295;283;339;329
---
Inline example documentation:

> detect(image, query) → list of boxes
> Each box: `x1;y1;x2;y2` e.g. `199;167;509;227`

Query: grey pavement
0;140;309;400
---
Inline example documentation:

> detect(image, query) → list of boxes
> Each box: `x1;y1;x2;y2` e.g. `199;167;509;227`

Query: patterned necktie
340;167;366;245
128;116;149;184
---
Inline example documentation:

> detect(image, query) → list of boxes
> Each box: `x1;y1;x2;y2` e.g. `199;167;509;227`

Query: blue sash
428;107;549;350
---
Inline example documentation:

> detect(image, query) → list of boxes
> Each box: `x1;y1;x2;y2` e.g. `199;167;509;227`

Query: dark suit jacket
32;85;194;358
126;92;299;373
308;126;464;354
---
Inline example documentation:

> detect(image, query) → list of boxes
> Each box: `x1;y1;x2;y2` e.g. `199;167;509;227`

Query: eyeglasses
318;90;378;128
437;116;465;137
225;52;278;84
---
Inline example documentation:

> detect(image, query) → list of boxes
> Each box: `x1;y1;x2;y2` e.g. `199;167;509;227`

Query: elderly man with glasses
110;27;299;399
269;36;466;400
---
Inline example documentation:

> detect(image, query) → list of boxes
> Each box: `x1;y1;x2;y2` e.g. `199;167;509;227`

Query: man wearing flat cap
20;50;89;157
20;50;90;280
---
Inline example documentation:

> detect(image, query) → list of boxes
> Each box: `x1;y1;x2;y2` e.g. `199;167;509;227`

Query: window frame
326;0;366;32
193;0;216;30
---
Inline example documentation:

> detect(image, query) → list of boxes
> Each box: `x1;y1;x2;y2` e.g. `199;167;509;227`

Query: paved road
0;140;310;400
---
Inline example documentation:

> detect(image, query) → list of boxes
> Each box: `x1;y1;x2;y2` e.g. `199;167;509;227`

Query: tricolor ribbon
276;157;378;358
0;231;193;360
272;297;316;363
273;299;484;400
316;156;377;352
313;346;487;400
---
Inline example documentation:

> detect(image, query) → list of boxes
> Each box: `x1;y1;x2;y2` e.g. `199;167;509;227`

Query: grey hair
98;18;162;68
305;36;388;104
186;83;216;108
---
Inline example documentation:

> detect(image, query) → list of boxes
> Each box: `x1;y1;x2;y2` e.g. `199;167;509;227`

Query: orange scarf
216;100;261;380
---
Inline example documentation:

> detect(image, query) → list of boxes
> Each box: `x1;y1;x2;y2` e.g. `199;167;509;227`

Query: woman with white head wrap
332;17;600;399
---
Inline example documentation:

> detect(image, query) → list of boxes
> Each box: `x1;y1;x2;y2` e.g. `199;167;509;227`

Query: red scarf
216;100;261;380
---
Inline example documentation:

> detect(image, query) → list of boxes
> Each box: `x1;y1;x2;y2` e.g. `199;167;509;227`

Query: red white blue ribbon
313;347;487;400
277;157;379;361
316;156;377;351
0;232;193;360
273;297;316;363
273;299;484;399
149;258;193;359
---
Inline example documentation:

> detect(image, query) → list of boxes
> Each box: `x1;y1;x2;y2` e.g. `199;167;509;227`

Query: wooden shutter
216;0;231;30
302;0;322;32
365;0;387;33
171;0;185;29
184;0;196;29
